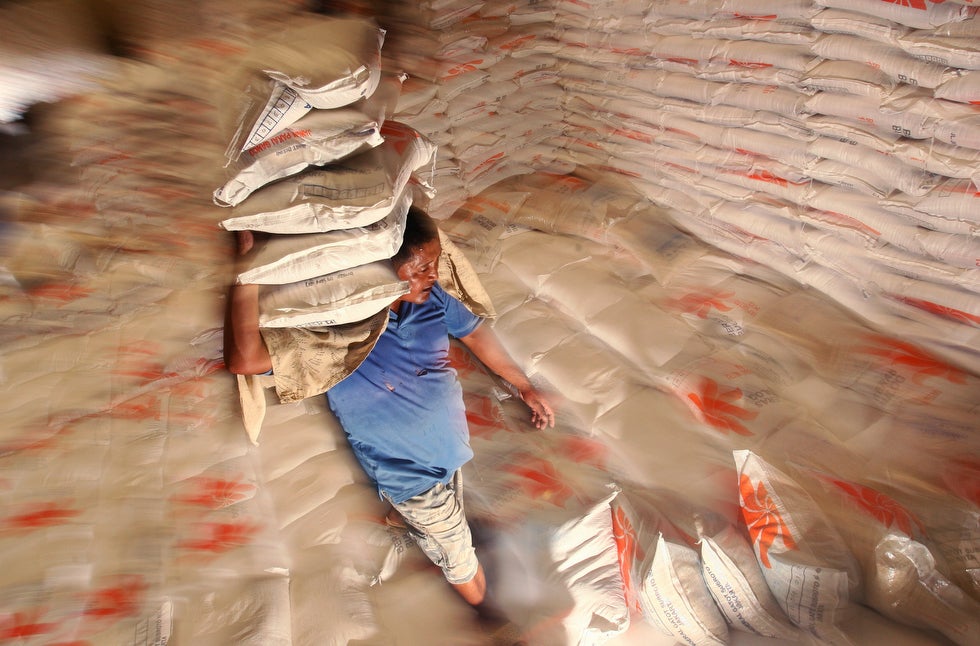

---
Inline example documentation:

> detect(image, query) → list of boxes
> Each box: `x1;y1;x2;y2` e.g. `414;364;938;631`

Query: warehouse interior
1;0;978;644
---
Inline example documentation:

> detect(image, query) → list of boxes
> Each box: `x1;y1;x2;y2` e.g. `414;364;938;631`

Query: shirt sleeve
440;284;483;339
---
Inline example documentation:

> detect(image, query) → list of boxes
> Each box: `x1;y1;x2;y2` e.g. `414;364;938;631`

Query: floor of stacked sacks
1;8;978;646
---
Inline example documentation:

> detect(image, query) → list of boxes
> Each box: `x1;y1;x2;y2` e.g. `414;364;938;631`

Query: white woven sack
809;8;911;45
733;449;862;642
811;33;953;89
214;107;386;207
235;197;408;285
880;177;980;228
798;59;897;98
639;533;729;646
248;16;384;109
220;122;435;234
218;16;385;158
257;260;408;328
815;0;974;30
935;70;980;104
898;32;980;71
551;490;631;645
699;524;801;640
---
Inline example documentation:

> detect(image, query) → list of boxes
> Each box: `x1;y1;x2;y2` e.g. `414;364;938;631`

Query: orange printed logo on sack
0;610;56;639
821;475;924;537
812;210;881;238
739;474;797;568
687;378;758;436
113;342;177;384
671;290;735;318
883;0;946;10
26;283;93;303
858;335;967;385
745;169;789;187
556;435;607;469
448;344;484;379
178;521;259;553
107;394;162;421
499;34;536;51
729;59;774;69
444;61;483;78
612;506;644;612
463;392;508;438
894;296;980;326
380;121;421;156
504;455;577;506
2;501;80;531
943;458;980;507
81;576;146;620
173;477;256;509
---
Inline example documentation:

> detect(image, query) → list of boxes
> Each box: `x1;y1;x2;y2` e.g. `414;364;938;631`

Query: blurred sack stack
215;14;438;332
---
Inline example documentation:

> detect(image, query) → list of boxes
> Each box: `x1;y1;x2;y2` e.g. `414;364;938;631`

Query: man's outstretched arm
459;323;555;429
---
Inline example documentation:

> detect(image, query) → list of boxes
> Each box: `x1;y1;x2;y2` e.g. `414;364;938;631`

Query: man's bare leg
451;563;487;606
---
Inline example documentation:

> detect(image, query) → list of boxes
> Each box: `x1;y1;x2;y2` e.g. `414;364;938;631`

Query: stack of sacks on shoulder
212;14;453;428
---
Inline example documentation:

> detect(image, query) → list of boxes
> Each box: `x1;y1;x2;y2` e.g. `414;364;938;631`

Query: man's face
395;239;441;305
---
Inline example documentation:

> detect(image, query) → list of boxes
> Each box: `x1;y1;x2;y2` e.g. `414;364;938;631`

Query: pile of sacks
439;167;980;645
370;0;980;379
215;14;437;343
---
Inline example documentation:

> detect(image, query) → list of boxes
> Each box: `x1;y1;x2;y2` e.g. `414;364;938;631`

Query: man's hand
459;324;557;430
518;386;555;429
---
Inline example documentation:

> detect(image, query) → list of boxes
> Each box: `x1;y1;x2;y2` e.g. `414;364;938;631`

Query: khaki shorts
385;470;479;585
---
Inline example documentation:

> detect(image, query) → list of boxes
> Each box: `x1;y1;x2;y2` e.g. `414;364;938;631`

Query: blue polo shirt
326;283;482;503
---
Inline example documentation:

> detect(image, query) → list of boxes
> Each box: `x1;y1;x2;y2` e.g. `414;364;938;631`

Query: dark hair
392;205;440;268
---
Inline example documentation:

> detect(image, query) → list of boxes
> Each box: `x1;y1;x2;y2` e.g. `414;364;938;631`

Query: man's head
392;206;441;306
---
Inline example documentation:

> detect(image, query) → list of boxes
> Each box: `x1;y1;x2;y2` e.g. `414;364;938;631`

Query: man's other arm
458;324;555;429
224;231;273;375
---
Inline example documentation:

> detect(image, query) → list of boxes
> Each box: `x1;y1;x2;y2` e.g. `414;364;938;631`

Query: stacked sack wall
375;0;980;375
